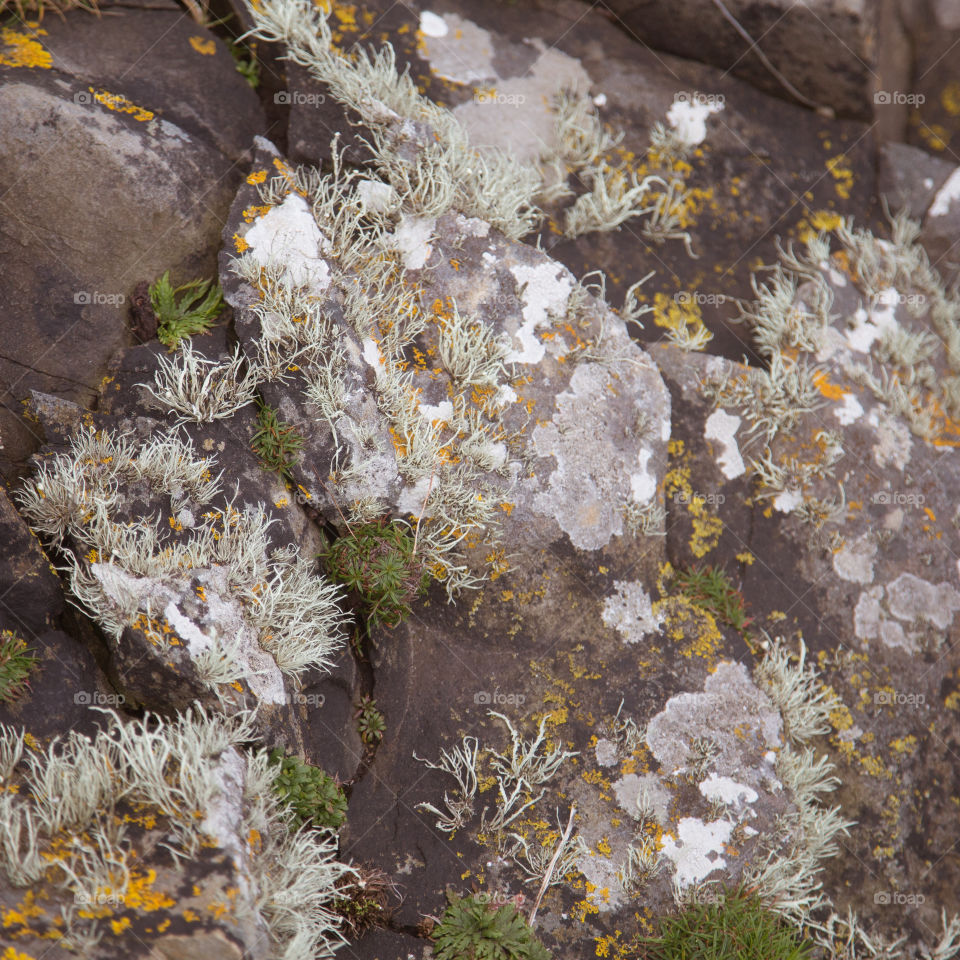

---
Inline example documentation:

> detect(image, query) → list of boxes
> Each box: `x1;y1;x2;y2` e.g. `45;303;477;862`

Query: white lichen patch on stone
929;166;960;217
506;262;574;364
885;572;960;629
362;337;385;370
419;398;454;425
866;407;912;470
356;178;396;214
595;738;619;767
660;817;733;887
773;489;803;513
645;662;783;782
602;580;661;644
531;359;662;549
243;192;331;292
698;773;759;813
844;295;899;353
630;446;657;503
704;409;745;479
454;213;490;237
666;97;724;147
832;533;877;584
575;850;626;912
391;214;436;270
613;773;671;825
417;12;495;84
853;586;913;652
833;391;864;425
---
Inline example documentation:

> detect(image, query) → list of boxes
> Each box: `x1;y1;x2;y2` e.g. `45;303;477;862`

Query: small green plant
673;564;753;634
432;894;550;960
333;865;398;936
251;402;306;480
321;518;430;629
230;39;261;88
0;630;38;703
149;271;224;349
267;748;347;830
643;888;813;960
355;695;385;746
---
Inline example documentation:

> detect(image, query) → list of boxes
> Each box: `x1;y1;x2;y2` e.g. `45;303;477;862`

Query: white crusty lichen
0;707;355;959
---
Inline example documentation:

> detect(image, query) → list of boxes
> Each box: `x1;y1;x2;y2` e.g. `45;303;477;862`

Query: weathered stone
0;11;263;484
878;141;956;219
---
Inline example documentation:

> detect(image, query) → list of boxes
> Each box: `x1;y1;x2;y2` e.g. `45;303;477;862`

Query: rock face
594;0;906;123
3;0;960;958
0;10;264;485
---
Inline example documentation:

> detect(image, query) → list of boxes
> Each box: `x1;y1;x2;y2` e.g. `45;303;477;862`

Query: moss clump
268;748;347;830
321;518;429;629
643;889;813;960
432;895;550;960
251;401;305;480
0;630;38;703
150;270;224;349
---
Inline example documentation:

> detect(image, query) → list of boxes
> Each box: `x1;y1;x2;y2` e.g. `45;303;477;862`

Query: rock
0;10;264;485
0;707;353;959
878;141;956;220
593;0;906;124
339;927;429;959
921;163;960;285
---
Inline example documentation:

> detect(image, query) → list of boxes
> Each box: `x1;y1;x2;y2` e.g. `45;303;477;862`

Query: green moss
644;889;813;960
433;895;550;960
268;748;347;830
0;630;38;703
321;518;429;629
251;401;305;480
150;270;224;349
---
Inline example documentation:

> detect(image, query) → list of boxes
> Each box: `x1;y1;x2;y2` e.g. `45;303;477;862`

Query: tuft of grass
251;401;305;480
150;271;224;349
432;894;550;960
0;630;38;703
268;748;347;831
643;888;813;960
321;518;429;629
673;564;753;635
333;865;398;937
355;695;385;746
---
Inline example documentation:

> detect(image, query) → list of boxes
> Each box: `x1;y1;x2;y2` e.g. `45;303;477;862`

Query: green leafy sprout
321;518;430;629
267;747;347;830
355;695;386;746
673;564;753;635
150;270;225;349
251;401;306;480
230;39;261;88
643;888;813;960
0;630;38;703
432;894;550;960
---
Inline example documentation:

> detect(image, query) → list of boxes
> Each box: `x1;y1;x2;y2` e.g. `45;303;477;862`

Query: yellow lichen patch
797;209;844;243
812;369;848;401
109;917;131;935
4;950;39;960
654;596;723;661
916;121;948;152
232;233;250;253
825;154;854;199
650;292;710;343
90;88;155;122
0;25;51;69
663;439;723;558
736;551;755;565
189;35;217;55
942;82;960;117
